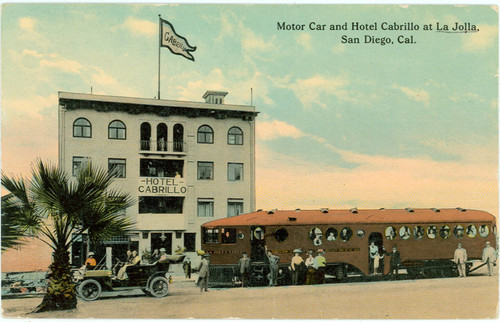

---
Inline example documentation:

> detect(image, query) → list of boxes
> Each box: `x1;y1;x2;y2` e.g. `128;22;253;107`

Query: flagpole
158;14;161;100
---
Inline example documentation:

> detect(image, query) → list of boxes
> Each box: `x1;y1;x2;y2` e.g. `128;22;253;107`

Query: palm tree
1;160;134;312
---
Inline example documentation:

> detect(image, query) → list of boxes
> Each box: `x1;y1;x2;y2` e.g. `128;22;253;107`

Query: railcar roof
202;208;496;228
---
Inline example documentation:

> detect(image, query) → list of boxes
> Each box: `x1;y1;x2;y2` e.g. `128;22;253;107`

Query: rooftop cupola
203;90;228;104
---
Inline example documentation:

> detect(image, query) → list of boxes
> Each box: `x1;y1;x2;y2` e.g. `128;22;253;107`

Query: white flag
160;18;196;61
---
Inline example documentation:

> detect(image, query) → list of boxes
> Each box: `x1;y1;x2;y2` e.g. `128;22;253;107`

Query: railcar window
479;225;489;238
427;225;438;239
439;225;450;239
357;229;365;238
340;227;352;242
326;228;338;241
253;227;265;240
385;226;396;240
414;226;424;240
493;225;497;236
274;228;288;243
221;228;237;244
453;225;464;239
399;226;411;240
466;225;477;238
204;228;219;243
309;227;323;246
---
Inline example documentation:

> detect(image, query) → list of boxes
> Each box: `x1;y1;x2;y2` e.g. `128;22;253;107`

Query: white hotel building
58;91;258;265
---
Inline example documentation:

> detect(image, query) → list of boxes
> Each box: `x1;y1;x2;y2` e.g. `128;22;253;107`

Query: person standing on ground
197;254;210;292
453;243;467;277
238;252;251;287
314;249;327;284
265;246;280;287
183;257;192;279
385;245;402;279
482;241;497;276
290;249;304;285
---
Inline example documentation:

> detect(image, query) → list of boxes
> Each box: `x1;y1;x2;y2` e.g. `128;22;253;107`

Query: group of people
454;241;497;277
368;242;402;278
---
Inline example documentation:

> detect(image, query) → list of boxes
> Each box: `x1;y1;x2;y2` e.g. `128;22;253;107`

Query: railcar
201;208;497;286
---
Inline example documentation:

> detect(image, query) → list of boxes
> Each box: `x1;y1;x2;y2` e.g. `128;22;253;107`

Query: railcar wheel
149;276;169;297
78;279;102;301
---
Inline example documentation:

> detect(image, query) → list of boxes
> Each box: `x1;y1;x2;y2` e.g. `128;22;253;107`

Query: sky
1;4;498;270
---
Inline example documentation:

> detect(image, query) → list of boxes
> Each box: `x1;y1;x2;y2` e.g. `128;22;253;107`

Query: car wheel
78;279;102;301
149;276;169;297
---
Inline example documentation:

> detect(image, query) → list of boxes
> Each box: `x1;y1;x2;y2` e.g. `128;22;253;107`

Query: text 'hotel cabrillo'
58;91;258;265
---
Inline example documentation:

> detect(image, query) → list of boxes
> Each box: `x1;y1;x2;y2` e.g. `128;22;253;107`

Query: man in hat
482;241;497;276
314;249;327;284
305;250;316;284
85;252;97;270
265;246;280;287
158;248;168;263
453;243;467;277
290;249;304;285
238;252;251;287
197;254;210;292
385;245;402;279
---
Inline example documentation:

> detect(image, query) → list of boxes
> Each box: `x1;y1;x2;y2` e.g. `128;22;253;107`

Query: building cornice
58;92;258;121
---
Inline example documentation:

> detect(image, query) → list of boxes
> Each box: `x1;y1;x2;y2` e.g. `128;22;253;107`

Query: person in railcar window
385;226;396;240
310;227;323;246
479;225;489;238
414;226;424;239
340;227;352;242
427;225;438;239
466;225;477;238
440;225;450;239
326;228;337;242
454;225;464;238
400;226;411;240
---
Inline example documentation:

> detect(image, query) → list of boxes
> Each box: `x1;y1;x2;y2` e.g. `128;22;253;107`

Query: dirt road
2;274;498;319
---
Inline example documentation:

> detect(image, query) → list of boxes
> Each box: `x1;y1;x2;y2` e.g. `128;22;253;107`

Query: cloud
296;33;312;50
392;84;430;106
117;17;156;36
462;24;498;52
19;17;35;31
288;74;353;108
257;118;306;141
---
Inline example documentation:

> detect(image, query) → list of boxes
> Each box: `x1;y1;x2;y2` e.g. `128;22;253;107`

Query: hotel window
73;118;91;138
198;199;214;217
228;127;243;145
198;162;214;180
227;199;243;217
108;158;126;178
109;120;126;139
197;125;214;143
138;196;184;214
228;163;243;181
140;159;183;178
72;156;90;176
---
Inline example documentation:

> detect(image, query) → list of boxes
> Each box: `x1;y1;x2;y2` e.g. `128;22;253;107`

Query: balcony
140;140;187;156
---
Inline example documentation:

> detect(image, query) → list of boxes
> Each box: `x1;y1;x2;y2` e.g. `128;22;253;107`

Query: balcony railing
140;140;186;153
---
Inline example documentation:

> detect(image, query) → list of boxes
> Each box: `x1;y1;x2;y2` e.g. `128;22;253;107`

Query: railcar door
368;232;384;275
250;226;267;262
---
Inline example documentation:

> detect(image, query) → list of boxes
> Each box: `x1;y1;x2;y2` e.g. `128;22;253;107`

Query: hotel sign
138;177;187;195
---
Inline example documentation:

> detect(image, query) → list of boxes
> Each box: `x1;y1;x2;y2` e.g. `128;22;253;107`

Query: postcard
1;3;498;320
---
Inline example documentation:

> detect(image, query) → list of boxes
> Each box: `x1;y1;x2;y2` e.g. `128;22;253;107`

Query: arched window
73;118;91;138
140;122;151;150
228;127;243;145
157;123;167;151
108;120;126;139
173;124;184;152
197;125;214;143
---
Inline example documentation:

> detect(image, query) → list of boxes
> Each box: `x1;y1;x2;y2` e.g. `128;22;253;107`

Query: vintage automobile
74;255;185;301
